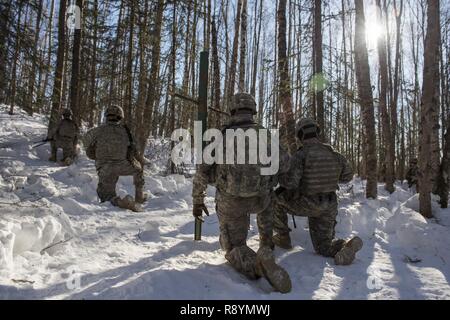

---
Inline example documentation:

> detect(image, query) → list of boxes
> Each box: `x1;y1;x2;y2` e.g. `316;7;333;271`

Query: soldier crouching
406;158;419;190
48;109;79;166
192;93;291;293
83;105;145;212
273;118;363;266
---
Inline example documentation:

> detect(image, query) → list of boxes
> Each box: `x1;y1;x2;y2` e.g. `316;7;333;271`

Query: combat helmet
105;105;124;120
296;118;321;140
230;93;257;115
62;108;72;118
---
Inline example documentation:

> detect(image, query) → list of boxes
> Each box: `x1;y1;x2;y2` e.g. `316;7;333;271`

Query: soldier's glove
193;203;210;221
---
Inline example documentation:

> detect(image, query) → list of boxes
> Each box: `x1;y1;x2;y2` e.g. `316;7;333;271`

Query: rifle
32;138;53;149
124;124;138;161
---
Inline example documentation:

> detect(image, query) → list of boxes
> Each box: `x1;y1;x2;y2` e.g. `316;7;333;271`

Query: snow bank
138;221;161;242
385;194;450;256
0;200;75;269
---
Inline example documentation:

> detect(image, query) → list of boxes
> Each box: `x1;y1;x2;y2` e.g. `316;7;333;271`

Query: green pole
195;51;209;241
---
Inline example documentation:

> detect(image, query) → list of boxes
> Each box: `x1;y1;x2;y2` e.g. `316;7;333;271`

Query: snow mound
138;222;161;242
0;200;75;269
23;175;60;198
384;194;450;260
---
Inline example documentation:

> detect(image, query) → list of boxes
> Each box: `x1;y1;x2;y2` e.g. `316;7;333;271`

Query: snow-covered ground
1;106;450;300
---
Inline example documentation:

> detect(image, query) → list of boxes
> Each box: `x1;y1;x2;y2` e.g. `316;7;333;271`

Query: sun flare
365;18;385;49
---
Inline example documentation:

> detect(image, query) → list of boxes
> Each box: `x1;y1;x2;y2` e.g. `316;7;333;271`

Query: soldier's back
95;123;129;162
301;142;342;195
57;119;77;140
216;121;276;199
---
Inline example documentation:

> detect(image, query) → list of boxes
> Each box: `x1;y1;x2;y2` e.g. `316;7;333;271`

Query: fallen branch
403;255;422;264
12;279;35;284
40;237;74;254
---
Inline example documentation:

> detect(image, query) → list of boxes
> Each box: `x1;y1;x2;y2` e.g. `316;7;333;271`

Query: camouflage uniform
49;109;79;165
192;93;291;293
83;106;144;208
273;119;361;264
406;159;419;189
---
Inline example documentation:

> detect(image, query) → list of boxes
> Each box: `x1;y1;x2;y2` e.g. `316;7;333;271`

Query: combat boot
112;195;143;213
273;233;293;250
255;246;292;294
334;236;363;266
63;157;73;166
135;189;146;204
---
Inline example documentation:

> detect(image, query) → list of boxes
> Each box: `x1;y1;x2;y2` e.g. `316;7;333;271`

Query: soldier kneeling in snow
48;109;79;166
192;93;292;294
83;105;145;212
273;118;363;266
406;158;419;190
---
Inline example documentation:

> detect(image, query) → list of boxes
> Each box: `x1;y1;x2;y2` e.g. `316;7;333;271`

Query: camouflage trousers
96;160;144;203
216;191;274;279
274;190;346;257
50;138;77;162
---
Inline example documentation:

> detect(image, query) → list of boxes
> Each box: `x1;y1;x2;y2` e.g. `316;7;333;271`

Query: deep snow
1;106;449;300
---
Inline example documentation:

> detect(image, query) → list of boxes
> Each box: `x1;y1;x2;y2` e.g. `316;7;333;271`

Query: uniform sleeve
73;123;80;144
128;134;140;159
337;153;354;183
192;164;215;205
278;150;304;190
47;126;57;140
82;127;97;150
75;123;80;138
48;122;61;140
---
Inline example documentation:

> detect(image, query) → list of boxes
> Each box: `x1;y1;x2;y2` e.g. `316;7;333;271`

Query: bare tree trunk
313;0;324;140
24;0;43;115
180;0;194;129
354;0;378;199
108;0;124;107
250;0;262;97
227;0;242;109
69;0;84;127
47;0;67;137
0;1;12;102
9;1;24;115
376;0;395;193
136;0;164;159
277;0;297;154
238;0;247;92
211;17;221;128
419;0;441;218
88;0;99;128
169;1;177;173
40;0;55;112
124;0;135;127
436;119;450;208
392;0;403;178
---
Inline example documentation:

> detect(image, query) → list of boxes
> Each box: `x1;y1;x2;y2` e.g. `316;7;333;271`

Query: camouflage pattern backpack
300;143;342;195
57;119;77;139
216;122;277;198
